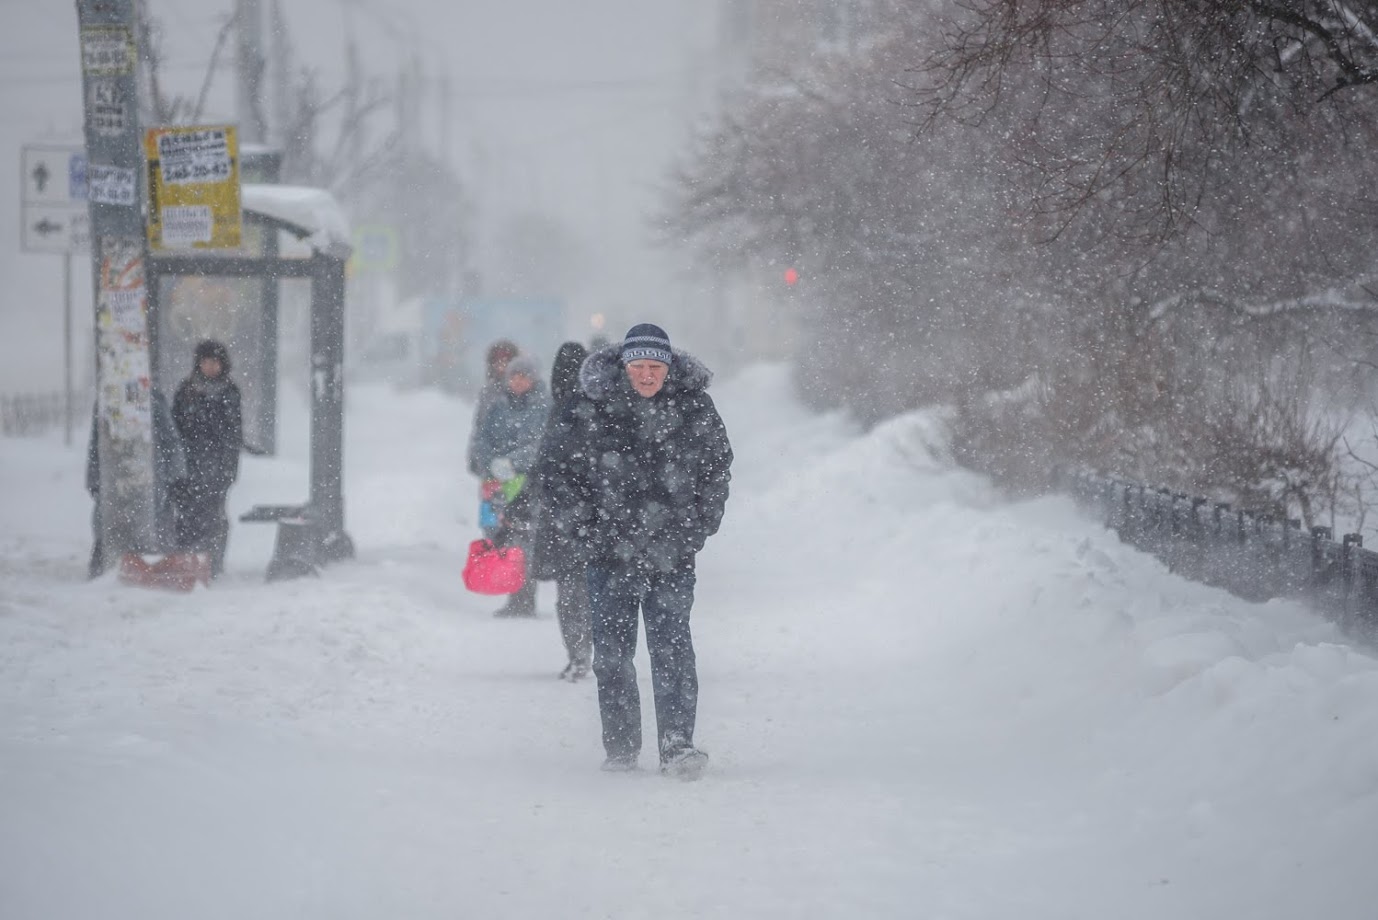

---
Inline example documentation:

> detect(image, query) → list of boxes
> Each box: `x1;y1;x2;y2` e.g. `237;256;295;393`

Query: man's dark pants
587;561;698;761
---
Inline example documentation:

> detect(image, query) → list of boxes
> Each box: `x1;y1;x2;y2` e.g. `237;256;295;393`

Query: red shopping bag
462;539;526;595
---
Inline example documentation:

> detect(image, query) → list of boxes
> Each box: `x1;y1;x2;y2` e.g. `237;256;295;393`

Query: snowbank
2;364;1376;919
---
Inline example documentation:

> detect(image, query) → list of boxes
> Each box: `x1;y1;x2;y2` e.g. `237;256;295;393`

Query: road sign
21;144;89;254
144;124;243;250
22;144;87;204
351;224;399;272
23;204;91;253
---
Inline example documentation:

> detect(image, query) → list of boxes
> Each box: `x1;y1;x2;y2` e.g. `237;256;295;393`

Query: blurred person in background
467;340;519;477
505;341;593;678
473;355;550;617
172;340;243;579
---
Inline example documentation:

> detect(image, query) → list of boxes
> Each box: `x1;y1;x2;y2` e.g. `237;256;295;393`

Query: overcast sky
0;0;725;390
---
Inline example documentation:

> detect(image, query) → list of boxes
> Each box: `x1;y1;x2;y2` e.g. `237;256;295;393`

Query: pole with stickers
74;0;162;560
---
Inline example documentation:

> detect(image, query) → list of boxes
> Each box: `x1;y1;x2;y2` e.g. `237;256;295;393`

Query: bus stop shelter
147;185;354;580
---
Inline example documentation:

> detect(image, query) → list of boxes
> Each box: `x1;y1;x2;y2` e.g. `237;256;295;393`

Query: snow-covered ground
3;365;1377;919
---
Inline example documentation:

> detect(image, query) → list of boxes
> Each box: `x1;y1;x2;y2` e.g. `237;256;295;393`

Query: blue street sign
69;152;88;200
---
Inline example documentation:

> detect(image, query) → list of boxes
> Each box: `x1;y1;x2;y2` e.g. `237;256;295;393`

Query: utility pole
236;0;267;144
269;0;291;149
440;71;452;163
74;0;160;556
63;251;73;447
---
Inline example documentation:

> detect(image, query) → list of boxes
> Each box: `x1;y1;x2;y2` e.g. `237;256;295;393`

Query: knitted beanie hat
620;323;672;365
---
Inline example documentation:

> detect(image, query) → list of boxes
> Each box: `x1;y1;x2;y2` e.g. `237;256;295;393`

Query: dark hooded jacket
505;342;589;576
172;342;243;494
548;342;588;410
536;344;732;573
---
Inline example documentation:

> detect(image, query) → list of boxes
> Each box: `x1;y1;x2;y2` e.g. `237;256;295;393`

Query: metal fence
1059;469;1378;642
1;392;72;438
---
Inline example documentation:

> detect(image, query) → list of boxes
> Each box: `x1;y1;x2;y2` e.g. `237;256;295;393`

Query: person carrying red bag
469;355;550;617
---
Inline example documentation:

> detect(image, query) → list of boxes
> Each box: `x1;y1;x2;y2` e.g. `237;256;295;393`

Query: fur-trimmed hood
578;344;714;401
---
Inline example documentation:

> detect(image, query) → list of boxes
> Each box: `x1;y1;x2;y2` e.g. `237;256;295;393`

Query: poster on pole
96;236;153;441
144;125;242;250
79;25;134;76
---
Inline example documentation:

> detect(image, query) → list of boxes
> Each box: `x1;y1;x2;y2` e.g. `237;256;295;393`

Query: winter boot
659;731;708;781
494;579;537;617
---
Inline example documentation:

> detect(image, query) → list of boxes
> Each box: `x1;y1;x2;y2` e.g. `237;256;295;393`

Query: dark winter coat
172;371;243;495
537;344;733;573
548;342;588;408
504;343;590;578
472;383;551;478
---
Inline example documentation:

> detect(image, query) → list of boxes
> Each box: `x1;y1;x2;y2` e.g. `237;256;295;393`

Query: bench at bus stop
239;503;354;582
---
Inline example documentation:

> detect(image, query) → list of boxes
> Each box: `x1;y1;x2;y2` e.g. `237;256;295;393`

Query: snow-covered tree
666;1;1378;522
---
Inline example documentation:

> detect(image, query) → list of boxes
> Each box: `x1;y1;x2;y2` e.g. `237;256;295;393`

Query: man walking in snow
538;324;733;777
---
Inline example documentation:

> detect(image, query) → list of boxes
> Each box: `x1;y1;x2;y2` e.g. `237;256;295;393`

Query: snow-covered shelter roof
241;184;352;260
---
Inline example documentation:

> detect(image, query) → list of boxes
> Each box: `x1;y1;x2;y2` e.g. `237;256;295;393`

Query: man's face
507;371;534;396
625;359;669;398
199;356;223;378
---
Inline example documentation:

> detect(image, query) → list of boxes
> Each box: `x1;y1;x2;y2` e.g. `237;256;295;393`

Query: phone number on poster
160;160;231;185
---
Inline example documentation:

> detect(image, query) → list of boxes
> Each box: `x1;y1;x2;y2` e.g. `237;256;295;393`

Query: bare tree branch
191;16;236;124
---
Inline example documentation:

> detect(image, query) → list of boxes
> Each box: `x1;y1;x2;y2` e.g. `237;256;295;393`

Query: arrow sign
22;144;86;204
22;203;88;254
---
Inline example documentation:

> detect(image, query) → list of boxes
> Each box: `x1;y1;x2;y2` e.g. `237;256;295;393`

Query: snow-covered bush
664;1;1378;523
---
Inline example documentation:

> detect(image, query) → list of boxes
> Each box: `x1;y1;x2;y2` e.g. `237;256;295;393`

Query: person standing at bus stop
172;339;243;579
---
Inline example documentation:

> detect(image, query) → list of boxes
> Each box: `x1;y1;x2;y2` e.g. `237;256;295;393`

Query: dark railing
1;392;68;437
1060;469;1378;641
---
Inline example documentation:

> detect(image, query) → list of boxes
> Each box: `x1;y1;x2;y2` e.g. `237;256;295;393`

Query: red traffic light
783;267;799;286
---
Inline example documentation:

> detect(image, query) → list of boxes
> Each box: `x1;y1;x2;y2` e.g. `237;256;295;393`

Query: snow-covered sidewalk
2;366;1376;919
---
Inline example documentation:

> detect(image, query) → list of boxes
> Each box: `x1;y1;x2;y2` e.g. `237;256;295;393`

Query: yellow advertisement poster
144;125;242;251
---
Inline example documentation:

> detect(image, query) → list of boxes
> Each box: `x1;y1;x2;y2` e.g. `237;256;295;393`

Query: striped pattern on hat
621;323;672;365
